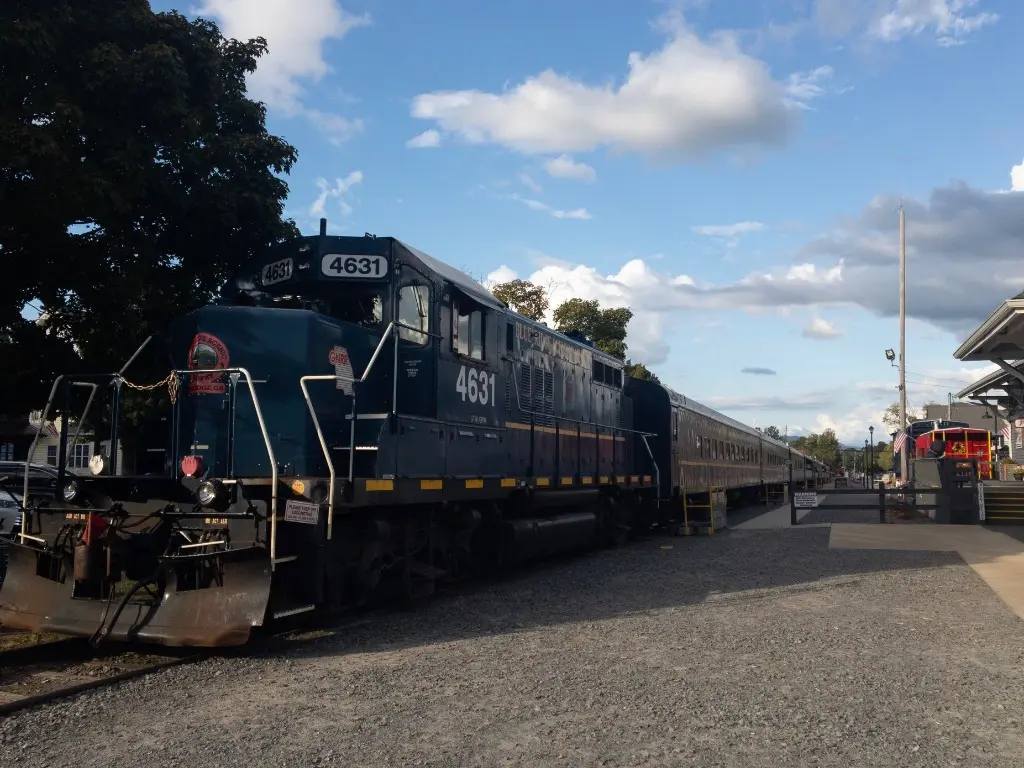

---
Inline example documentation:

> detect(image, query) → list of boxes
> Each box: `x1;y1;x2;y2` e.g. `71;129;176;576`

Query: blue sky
156;0;1023;443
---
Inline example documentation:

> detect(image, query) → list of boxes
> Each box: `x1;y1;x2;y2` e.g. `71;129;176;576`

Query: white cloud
518;173;543;194
814;0;998;46
1011;159;1024;192
783;66;845;108
511;194;592;220
869;0;998;46
410;17;820;158
195;0;369;139
691;221;764;237
544;155;597;182
406;129;441;149
802;316;842;339
310;171;363;217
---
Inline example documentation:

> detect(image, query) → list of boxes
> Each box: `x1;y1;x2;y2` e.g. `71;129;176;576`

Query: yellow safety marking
465;479;484;489
561;476;574;485
536;477;550;486
599;476;610;484
365;479;393;492
503;422;532;431
420;479;443;490
630;475;640;483
501;478;517;488
616;476;626;483
579;432;597;439
599;435;615;442
643;475;652;483
290;479;306;494
581;477;593;485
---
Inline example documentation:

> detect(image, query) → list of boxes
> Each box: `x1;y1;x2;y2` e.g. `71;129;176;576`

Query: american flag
893;431;907;454
1001;423;1012;447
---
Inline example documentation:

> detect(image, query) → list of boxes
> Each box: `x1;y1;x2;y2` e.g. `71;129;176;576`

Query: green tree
761;425;783;440
0;0;299;417
490;279;549;321
624;361;660;383
553;298;631;360
882;402;923;431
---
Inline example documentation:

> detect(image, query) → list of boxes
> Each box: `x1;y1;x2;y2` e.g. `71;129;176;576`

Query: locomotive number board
321;253;389;279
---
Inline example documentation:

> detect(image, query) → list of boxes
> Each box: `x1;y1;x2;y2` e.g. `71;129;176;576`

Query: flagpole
898;204;908;482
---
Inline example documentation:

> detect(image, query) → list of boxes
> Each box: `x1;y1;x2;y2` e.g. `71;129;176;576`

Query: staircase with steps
983;482;1024;524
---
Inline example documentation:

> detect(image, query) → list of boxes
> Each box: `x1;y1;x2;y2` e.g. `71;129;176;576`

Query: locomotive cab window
397;284;430;345
453;295;486;361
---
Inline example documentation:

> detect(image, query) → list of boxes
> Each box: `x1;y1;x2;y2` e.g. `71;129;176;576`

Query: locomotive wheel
599;495;629;547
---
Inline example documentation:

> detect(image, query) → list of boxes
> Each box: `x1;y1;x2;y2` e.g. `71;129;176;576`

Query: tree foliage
624;361;660;383
0;0;299;416
790;428;841;467
881;402;923;431
760;425;783;440
553;298;631;360
490;279;549;321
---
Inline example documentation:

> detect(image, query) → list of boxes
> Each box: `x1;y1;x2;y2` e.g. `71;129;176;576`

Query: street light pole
869;426;874;486
898;204;908;481
864;439;869;487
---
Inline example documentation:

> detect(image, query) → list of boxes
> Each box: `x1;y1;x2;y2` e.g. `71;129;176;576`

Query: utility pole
898;204;909;481
947;392;952;420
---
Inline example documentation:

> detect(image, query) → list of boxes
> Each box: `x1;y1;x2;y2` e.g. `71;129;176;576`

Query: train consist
0;223;831;647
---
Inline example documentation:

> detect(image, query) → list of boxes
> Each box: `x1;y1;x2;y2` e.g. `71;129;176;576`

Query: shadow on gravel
274;505;967;663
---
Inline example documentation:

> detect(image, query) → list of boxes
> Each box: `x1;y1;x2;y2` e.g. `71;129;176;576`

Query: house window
0;443;12;461
453;299;485;361
68;443;92;469
397;284;430;345
45;443;93;468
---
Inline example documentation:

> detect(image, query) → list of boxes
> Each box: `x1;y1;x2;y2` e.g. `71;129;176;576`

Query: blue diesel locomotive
0;223;828;647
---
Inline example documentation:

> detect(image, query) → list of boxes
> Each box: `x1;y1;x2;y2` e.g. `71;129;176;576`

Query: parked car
0;486;21;539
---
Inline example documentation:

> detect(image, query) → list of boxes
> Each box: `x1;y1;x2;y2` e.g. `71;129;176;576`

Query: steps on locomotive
982;482;1024;524
268;553;318;620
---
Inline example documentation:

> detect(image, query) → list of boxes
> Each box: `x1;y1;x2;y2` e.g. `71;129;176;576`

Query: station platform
829;523;1024;622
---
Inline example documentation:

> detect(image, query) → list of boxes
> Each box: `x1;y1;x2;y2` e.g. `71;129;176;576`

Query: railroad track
0;635;204;716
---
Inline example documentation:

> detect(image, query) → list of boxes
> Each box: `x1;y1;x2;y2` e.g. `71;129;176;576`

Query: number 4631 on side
456;365;496;406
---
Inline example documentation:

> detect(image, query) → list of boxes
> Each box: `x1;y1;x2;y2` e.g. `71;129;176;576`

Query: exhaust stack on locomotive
0;221;827;647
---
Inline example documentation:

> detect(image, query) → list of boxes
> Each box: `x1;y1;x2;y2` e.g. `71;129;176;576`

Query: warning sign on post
793;492;819;508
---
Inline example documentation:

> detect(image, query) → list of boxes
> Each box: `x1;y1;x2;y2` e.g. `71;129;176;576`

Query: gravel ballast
2;526;1024;767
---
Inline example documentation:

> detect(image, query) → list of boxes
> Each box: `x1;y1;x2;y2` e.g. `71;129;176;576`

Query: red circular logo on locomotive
188;332;230;394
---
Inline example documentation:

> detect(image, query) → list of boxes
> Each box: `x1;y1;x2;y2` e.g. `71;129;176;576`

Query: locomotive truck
0;221;828;647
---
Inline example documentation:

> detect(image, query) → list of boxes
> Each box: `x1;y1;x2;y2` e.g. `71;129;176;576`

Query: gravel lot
3;525;1024;767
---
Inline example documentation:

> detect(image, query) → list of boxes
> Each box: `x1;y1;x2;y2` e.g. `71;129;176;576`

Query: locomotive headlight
61;479;80;503
196;479;223;507
88;454;107;475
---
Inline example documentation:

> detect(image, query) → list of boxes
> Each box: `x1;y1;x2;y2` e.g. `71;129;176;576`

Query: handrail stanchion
299;375;338;540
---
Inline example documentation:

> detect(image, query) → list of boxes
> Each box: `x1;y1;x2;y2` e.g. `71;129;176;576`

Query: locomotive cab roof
219;226;504;313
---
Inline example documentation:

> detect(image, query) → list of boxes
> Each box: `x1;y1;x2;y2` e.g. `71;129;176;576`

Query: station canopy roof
954;292;1024;362
955;362;1022;400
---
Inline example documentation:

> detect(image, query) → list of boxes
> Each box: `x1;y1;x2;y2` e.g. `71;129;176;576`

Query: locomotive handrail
168;367;279;567
639;434;661;498
20;378;98;544
299;375;338;540
352;321;395;482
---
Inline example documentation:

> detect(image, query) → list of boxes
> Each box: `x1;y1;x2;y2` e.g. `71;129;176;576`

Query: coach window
397;284;430;345
453;297;485;361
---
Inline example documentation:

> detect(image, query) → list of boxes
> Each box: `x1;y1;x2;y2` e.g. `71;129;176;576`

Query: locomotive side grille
543;370;554;427
505;376;511;413
617;396;626;428
519;363;532;411
532;365;544;424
